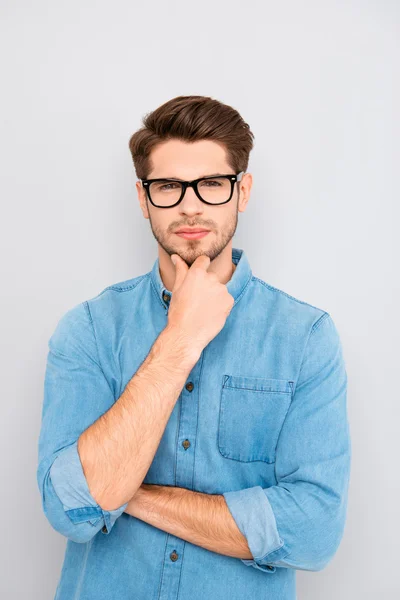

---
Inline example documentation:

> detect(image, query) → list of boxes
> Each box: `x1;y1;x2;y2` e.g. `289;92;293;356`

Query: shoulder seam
310;311;331;334
82;300;108;380
291;311;331;394
95;274;147;295
251;276;327;313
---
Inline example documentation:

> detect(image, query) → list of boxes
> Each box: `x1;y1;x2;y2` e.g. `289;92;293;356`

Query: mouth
175;227;210;233
175;230;210;240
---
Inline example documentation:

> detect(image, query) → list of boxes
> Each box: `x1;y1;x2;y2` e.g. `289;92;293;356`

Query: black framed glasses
140;171;244;208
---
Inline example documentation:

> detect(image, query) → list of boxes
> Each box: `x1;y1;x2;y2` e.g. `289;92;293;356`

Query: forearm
125;484;253;560
77;325;199;511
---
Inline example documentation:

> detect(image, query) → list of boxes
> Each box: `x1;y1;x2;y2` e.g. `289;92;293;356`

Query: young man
37;95;351;600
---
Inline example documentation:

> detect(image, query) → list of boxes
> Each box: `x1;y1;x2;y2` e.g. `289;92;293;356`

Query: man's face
136;139;251;267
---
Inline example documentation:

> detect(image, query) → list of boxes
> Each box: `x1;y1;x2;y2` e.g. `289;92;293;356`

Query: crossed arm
39;307;350;569
125;483;253;560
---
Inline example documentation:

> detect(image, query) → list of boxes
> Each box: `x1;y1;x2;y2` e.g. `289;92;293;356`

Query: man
37;95;351;600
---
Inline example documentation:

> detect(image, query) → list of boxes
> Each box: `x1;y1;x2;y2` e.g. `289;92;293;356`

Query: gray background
1;1;398;598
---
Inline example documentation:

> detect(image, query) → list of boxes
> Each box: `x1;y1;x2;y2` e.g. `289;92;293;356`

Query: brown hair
128;95;255;180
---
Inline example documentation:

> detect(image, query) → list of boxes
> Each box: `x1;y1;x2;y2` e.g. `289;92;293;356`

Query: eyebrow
151;173;227;181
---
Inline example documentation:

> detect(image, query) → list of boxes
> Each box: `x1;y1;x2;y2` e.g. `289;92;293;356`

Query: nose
179;184;203;212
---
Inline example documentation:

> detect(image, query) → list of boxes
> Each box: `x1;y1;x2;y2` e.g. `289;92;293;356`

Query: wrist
158;324;201;369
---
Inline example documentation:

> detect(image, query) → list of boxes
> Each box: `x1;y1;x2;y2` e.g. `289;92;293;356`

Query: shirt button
170;551;179;562
185;382;194;392
182;439;191;449
162;292;170;302
101;525;108;533
266;565;274;571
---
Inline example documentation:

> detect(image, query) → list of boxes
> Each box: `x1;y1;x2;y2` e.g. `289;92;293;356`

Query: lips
175;228;210;233
175;230;210;240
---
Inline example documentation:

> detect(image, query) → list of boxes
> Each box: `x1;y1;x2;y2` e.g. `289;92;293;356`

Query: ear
136;180;150;219
238;172;253;213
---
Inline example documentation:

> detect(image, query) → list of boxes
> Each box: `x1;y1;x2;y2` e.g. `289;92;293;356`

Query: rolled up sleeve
37;301;128;544
223;312;352;573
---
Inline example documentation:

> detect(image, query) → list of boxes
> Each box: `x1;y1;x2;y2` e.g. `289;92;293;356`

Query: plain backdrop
0;1;398;598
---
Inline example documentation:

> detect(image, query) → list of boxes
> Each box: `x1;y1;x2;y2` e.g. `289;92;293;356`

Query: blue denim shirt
37;246;351;600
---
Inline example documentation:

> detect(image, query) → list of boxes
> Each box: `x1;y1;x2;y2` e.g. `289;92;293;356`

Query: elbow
279;507;348;572
42;493;102;544
273;534;344;573
303;533;344;572
48;515;100;544
311;497;349;571
299;543;340;573
38;467;102;544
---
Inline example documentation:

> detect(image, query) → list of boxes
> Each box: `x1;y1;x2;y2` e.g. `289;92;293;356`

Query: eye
200;179;222;187
155;182;181;192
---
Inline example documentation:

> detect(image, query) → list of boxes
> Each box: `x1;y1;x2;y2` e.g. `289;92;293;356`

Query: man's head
128;95;254;267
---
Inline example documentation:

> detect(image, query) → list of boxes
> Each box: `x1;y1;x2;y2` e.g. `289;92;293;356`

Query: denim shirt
37;246;351;600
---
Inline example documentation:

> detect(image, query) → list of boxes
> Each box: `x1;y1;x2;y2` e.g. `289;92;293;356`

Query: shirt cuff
223;485;289;572
49;440;128;535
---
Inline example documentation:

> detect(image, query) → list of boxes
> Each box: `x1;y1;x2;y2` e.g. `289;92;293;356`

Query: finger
171;254;189;291
191;254;211;271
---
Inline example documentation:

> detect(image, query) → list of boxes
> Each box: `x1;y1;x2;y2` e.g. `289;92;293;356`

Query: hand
167;254;235;355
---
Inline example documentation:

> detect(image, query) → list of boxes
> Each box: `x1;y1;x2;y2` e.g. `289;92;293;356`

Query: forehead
147;139;230;179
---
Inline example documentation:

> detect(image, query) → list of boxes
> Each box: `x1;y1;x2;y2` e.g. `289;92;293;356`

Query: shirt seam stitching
272;309;331;487
292;311;330;389
311;311;330;334
252;276;327;312
95;274;147;295
291;311;331;399
83;300;109;383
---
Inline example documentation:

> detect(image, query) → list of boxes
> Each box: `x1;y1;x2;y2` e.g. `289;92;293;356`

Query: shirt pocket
217;374;293;464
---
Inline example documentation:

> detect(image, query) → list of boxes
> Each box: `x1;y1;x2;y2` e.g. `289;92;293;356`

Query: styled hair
128;95;255;180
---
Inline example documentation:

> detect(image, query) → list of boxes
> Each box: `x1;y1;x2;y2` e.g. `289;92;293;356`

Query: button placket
159;359;202;597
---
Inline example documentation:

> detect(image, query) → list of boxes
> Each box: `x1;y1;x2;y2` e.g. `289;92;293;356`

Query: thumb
171;254;188;291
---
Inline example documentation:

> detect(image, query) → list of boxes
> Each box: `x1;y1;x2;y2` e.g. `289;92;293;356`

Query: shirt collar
149;246;253;309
